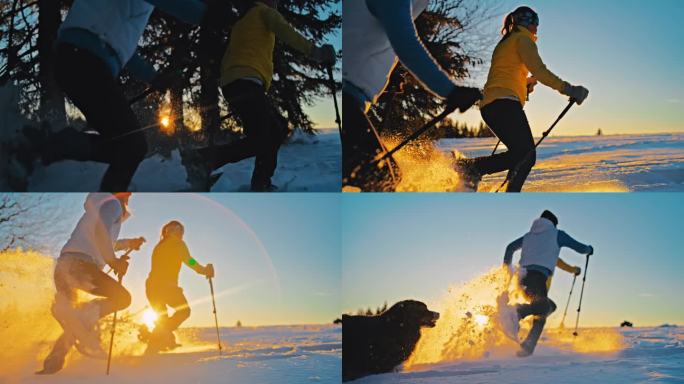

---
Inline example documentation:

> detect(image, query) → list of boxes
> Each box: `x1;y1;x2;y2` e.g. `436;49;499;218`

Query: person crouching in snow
38;193;146;374
28;0;235;192
342;0;483;192
457;6;590;192
501;210;593;357
196;0;336;192
144;220;214;353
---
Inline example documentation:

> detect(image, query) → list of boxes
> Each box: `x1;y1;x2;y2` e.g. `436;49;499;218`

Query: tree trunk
198;26;222;147
37;0;66;128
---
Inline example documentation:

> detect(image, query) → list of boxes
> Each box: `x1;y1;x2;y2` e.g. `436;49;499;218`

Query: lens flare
141;308;158;331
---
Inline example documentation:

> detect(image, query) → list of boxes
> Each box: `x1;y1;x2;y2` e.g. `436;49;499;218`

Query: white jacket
519;218;560;272
61;193;127;268
343;0;429;103
59;0;154;68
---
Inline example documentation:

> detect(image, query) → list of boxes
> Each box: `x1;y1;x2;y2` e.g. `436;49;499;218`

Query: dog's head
383;300;439;328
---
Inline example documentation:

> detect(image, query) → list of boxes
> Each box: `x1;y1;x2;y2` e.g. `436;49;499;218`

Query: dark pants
516;269;557;353
202;80;286;189
146;280;191;333
43;255;131;370
471;99;536;192
54;43;148;192
341;91;398;192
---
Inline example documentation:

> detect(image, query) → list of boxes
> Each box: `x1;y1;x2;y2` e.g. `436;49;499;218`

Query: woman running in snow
38;0;232;192
197;0;336;192
144;220;214;353
38;193;146;374
342;0;482;192
501;210;593;357
458;6;589;192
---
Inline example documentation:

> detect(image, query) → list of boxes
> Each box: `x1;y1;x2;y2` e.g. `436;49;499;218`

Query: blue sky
450;0;684;135
342;193;684;326
6;193;340;327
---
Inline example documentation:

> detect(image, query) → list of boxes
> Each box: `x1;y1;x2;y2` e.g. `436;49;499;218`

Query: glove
310;44;336;65
573;266;581;276
110;257;129;279
129;237;146;251
587;245;594;256
526;77;538;95
205;263;215;279
561;83;589;105
202;0;234;32
446;86;483;113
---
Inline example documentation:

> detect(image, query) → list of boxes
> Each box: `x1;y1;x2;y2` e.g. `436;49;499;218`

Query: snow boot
496;293;520;342
51;295;106;359
454;157;482;191
250;182;279;192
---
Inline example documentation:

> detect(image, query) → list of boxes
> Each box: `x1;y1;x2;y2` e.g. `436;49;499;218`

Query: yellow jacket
220;1;313;90
147;236;199;287
482;27;566;108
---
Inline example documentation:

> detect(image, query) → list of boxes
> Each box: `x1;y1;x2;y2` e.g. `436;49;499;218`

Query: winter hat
540;210;558;226
513;6;539;27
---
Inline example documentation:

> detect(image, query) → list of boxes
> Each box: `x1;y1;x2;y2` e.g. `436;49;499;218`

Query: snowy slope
352;326;683;383
441;134;684;192
25;130;341;192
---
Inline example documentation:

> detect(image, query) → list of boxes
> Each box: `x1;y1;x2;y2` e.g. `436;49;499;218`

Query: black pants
54;43;148;192
341;91;398;192
516;269;557;353
203;80;286;189
471;99;535;192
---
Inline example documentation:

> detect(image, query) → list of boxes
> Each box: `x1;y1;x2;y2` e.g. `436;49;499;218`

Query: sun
160;116;170;128
141;308;158;331
474;314;489;326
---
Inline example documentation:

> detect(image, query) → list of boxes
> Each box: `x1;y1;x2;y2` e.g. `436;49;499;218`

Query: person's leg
54;44;147;191
341;91;397;191
516;270;554;355
65;258;131;318
164;287;191;332
471;100;536;192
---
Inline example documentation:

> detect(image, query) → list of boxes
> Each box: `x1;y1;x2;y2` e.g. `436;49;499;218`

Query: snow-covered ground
3;324;341;384
442;134;684;192
353;326;683;383
25;130;341;192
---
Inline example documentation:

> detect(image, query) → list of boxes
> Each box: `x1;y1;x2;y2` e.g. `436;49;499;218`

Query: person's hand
526;77;538;95
110;257;129;279
587;245;594;256
446;86;483;113
204;263;215;279
573;266;582;276
310;44;336;65
129;237;146;251
561;83;589;105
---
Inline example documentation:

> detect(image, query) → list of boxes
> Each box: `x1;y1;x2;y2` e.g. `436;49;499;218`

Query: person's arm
96;200;122;266
366;0;454;98
114;237;146;252
558;230;593;255
179;241;213;277
517;35;566;92
261;7;313;55
557;257;580;275
503;236;524;265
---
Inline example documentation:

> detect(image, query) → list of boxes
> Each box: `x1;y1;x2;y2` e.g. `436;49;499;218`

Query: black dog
342;300;439;382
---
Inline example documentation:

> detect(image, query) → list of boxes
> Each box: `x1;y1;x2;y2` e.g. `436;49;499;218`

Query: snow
24;130;340;192
441;134;684;192
351;326;683;383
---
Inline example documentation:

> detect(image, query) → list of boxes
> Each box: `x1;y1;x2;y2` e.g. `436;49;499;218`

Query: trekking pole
369;106;456;168
573;252;592;337
559;274;577;329
494;99;576;192
208;277;223;355
106;249;132;375
326;65;342;135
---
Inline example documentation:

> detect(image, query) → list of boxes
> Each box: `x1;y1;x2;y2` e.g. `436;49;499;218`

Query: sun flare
141;308;158;331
